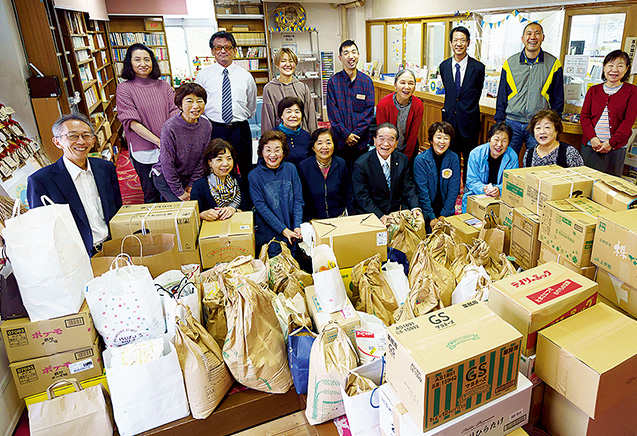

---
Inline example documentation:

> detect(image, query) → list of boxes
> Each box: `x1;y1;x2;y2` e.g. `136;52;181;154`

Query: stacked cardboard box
510;207;541;270
199;211;255;269
524;168;594;215
0;304;103;398
501;165;561;208
466;195;501;221
444;213;483;244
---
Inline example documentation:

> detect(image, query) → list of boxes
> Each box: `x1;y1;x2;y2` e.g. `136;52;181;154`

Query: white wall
0;0;39;139
302;3;346;70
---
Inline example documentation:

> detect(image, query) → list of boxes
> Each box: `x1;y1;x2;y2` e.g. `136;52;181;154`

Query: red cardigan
376;92;424;159
580;82;637;150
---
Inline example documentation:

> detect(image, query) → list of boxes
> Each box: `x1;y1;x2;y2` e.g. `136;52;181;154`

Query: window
425;22;446;74
165;19;218;82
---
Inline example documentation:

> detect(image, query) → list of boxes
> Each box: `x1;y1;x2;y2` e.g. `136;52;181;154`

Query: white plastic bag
355;312;387;364
381;261;409;306
2;197;92;321
154;269;201;339
451;265;491;305
312;244;348;312
84;256;165;347
104;338;189;436
341;359;384;436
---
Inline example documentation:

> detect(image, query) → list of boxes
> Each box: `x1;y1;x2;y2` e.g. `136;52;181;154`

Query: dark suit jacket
352;150;419;218
439;56;485;138
27;157;122;255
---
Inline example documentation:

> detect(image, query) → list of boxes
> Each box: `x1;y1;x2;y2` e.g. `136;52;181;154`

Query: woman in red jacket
376;69;424;162
580;50;637;176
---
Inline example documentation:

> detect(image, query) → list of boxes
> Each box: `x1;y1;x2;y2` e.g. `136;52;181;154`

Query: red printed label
526;279;583;305
356;331;375;339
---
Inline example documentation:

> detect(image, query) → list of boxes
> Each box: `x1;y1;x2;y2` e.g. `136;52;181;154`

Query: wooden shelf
236;56;267;60
82;79;97;90
97;62;111;71
229;30;265;33
248;69;268;73
217;14;264;19
99;78;113;90
88;100;101;113
74;46;90;50
236;44;266;47
77;57;94;65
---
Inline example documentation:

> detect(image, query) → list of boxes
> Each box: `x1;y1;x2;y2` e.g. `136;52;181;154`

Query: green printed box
501;165;561;208
385;300;522;432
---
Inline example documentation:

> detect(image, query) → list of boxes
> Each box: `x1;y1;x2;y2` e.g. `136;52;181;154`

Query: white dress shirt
195;62;257;123
376;151;391;170
451;54;469;87
63;157;109;245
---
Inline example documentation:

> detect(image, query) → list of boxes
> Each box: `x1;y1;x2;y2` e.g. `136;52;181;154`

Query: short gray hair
394;68;416;84
52;113;94;137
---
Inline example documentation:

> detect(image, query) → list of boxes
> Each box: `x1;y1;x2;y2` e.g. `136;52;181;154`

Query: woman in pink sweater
116;43;179;203
376;69;424;162
580;50;637;176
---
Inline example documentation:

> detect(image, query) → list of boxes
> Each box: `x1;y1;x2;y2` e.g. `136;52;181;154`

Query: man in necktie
195;31;257;206
439;26;485;185
352;123;421;225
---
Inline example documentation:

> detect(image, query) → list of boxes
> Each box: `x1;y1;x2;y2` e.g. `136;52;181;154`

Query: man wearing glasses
352;123;421;225
26;113;122;255
195;31;257;204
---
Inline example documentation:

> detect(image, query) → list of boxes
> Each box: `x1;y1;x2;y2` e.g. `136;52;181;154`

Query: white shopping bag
341;359;384;436
451;265;491;305
104;338;190;436
154;269;201;339
355;312;387;365
84;256;165;347
312;244;348;312
2;197;92;321
381;261;410;306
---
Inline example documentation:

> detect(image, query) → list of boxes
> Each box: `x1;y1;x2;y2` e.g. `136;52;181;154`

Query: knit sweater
376;92;424;159
261;78;318;133
154;114;212;197
116;76;179;152
297;155;353;220
248;160;304;248
276;125;311;167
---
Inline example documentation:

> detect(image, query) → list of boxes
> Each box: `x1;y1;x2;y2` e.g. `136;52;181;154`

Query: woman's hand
282;228;300;244
178;191;191;201
200;209;219;221
598;141;612;154
216;206;236;220
590;137;602;151
293;227;303;241
484;184;500;197
430;218;439;229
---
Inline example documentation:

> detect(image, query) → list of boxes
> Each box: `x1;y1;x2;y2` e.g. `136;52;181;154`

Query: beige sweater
260;77;318;134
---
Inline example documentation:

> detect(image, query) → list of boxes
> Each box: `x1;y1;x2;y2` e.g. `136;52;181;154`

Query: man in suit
27;113;122;256
353;122;422;225
439;26;485;185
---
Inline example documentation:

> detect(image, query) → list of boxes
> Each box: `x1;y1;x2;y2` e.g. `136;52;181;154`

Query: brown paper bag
201;279;227;350
492;253;517;281
386;210;425;262
219;268;292;393
394;276;443;323
260;239;312;299
352;254;398;326
429;220;462;268
174;304;233;419
409;241;455;306
478;211;509;261
449;243;472;282
344;372;377;396
91;233;180;278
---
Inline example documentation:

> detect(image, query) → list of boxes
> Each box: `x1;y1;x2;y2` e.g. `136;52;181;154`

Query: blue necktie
222;68;233;124
383;161;391;189
455;63;461;95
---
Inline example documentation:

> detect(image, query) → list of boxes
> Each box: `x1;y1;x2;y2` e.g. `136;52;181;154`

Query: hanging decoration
269;3;315;32
479;9;559;29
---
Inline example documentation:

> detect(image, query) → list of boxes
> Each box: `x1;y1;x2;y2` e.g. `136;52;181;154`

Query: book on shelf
96;34;105;47
109;32;166;46
158;61;170;74
76;49;90;62
79;65;94;83
152;47;169;60
67;12;85;34
71;36;85;48
84;86;99;108
114;63;123;77
233;32;265;46
234;59;260;71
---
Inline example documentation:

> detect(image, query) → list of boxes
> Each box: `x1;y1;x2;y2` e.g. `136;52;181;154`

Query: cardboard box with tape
596;268;637;319
385;300;522;432
538;243;596;280
466;195;501;221
444;213;482;244
591;209;637;289
592;174;637;211
488;261;598;356
312;214;387;269
501;165;560;208
510;207;541;270
535;303;637;419
524;168;594;215
198;212;254;269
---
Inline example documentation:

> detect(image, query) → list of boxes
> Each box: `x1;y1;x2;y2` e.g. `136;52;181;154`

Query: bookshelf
107;16;174;86
213;0;271;95
12;0;120;163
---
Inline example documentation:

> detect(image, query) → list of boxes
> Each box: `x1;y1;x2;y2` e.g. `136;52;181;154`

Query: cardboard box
178;249;201;267
466;195;501;221
596;268;637;319
488;261;598;356
305;285;360;345
539;198;610;267
499;202;514;230
535;303;637;418
524;169;594;215
538;244;596;280
591;174;637;211
24;372;108;408
542;385;637;436
379;383;401;436
519;353;537;383
397;374;532;436
312;214;387;268
591;209;637;288
510;207;541;270
0;303;96;363
528;382;544;427
110;201;200;252
386;301;522;432
198;212;254;269
501;165;561;208
9;337;103;398
444;213;482;244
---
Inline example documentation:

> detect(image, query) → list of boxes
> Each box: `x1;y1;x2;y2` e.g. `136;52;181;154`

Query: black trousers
450;129;480;186
211;120;253;207
131;157;161;204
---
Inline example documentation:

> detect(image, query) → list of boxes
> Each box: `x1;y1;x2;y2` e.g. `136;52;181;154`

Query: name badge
356;94;366;100
442;168;453;179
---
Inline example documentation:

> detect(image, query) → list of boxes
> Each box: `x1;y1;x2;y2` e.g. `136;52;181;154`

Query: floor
115;149;144;205
232;412;314;436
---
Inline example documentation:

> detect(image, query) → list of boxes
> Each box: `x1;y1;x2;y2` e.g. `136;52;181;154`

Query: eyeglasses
376;136;397;143
57;133;95;142
452;38;468;44
213;45;234;52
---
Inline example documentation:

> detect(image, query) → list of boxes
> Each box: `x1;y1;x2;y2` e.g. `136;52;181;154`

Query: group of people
25;23;637;258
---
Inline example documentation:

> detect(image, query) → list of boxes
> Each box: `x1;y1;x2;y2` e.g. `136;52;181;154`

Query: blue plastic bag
287;327;316;395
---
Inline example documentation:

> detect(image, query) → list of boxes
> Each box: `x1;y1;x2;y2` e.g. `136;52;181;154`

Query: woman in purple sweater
152;83;212;202
116;43;179;203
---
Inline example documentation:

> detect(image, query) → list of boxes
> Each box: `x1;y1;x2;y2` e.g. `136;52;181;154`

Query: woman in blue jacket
462;122;519;212
413;122;461;230
298;128;354;220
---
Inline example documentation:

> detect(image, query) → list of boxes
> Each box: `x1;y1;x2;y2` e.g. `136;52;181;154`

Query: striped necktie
222;68;233;124
455;63;461;95
383;161;391;189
